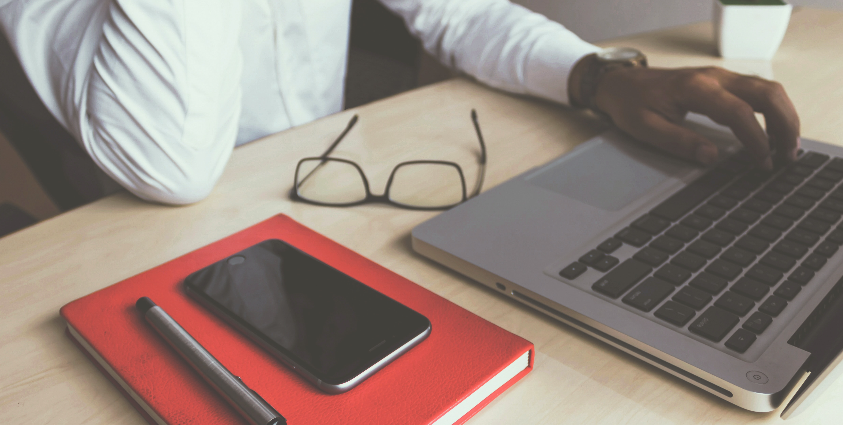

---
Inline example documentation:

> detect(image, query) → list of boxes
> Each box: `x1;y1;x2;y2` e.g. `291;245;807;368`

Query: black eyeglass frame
291;110;487;211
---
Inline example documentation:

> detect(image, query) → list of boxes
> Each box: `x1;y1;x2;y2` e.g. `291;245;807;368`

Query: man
0;0;799;205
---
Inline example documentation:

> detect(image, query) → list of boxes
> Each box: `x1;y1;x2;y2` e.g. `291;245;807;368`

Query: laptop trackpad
525;135;692;211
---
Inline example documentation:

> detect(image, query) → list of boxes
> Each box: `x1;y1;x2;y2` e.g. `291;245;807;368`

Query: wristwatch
576;47;648;113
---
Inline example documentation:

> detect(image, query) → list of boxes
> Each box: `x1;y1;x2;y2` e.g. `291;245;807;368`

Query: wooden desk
2;7;842;424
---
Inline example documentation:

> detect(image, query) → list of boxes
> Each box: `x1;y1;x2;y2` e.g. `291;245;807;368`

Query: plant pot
714;0;793;59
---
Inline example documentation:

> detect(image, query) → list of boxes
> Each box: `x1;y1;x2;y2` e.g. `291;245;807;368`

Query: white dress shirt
0;0;598;204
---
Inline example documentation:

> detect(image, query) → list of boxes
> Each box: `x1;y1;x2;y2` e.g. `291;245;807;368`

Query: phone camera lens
228;256;246;265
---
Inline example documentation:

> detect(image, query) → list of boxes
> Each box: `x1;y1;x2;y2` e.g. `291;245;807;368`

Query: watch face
598;47;643;61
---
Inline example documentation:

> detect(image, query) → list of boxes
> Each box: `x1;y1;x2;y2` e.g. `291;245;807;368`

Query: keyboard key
665;225;698;242
732;171;768;191
810;208;841;225
759;295;788;316
722;187;751;200
579;250;605;266
797;151;829;168
785;195;816;210
655;301;696;326
798;218;831;235
681;215;713;231
623;277;675;312
821;198;843;213
598;237;623;253
732;277;770;300
778;173;805;186
633;247;669;267
785;229;820;247
721;247;756;267
671;251;707;272
655;264;692;285
696;204;727;220
755;190;784;204
787;164;815;177
817;168;843;182
715;291;755;316
736;235;770;254
774;204;806;220
761;215;794;231
789;267;815;285
729;208;761;224
827;229;843;244
688;240;721;259
706;259;743;280
805;178;835;191
774;280;802;300
824;157;843;173
749;224;782;242
743;198;773;214
726;329;757;353
650;235;684;254
592;255;620;272
796;186;828;200
768;181;795;194
560;262;588;279
690;272;729;294
616;227;652;247
650;170;736;221
690;307;740;341
803;253;828;271
746;264;783;286
592;259;652;298
632;214;671;235
759;252;796;272
716;218;749;235
673;286;713;310
815;241;839;257
709;195;739;210
774;240;809;258
743;311;773;334
702;229;735;247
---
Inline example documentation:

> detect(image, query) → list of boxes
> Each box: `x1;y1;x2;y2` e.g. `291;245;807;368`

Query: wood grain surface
2;8;842;424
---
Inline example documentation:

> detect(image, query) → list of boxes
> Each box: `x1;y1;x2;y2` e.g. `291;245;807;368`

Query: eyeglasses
291;110;487;210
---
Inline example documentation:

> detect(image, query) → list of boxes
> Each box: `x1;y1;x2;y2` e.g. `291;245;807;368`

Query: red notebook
61;214;534;425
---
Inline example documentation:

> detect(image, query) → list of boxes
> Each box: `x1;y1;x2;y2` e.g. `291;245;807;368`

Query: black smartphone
183;239;431;394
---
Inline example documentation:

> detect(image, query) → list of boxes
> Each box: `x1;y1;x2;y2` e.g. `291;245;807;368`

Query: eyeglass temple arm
470;109;487;198
297;114;359;188
319;114;358;158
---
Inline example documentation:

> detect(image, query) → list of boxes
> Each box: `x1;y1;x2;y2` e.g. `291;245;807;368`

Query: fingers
615;109;719;165
677;72;773;168
720;74;801;161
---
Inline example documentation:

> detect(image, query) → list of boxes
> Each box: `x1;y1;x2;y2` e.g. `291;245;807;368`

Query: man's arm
81;0;243;204
573;59;800;168
382;0;799;168
380;0;599;105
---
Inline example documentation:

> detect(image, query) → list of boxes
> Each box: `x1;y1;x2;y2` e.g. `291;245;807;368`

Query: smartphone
183;239;431;394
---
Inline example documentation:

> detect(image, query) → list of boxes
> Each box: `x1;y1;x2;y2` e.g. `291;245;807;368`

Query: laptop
411;115;843;417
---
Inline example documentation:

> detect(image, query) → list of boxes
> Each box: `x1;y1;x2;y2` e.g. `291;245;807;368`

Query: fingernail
695;145;718;166
792;138;802;160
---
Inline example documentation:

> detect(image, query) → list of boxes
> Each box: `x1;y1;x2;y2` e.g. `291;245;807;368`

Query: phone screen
184;239;430;389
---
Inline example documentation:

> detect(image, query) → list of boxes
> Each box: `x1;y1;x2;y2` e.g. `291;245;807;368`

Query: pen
136;297;286;425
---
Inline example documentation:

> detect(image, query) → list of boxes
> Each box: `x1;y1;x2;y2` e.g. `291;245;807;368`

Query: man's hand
592;66;800;169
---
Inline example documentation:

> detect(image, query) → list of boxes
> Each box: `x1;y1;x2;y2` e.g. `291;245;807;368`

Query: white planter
714;0;793;59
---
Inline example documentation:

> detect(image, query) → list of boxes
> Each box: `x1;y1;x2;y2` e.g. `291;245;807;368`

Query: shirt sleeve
80;1;244;205
379;0;600;105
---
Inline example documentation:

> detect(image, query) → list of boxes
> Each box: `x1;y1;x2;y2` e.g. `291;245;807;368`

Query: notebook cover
60;214;534;425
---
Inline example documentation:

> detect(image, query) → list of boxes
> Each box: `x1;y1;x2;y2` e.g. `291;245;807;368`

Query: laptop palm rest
524;134;688;212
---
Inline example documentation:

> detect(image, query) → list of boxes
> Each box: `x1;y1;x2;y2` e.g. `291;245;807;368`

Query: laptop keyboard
559;151;843;354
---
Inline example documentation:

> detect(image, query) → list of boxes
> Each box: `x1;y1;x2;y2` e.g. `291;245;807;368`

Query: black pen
136;297;286;425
